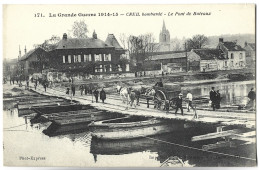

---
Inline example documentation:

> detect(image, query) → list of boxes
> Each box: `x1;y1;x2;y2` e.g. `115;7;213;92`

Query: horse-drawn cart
153;83;181;110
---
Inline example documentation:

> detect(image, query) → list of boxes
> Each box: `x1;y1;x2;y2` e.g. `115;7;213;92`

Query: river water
3;80;256;167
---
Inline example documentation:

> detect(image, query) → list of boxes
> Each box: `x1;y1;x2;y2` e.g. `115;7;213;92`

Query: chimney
219;38;223;43
24;46;27;54
93;30;97;39
63;33;67;40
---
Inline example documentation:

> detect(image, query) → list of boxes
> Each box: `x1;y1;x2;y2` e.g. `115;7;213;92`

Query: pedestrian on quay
66;87;70;95
43;82;47;92
93;88;99;103
248;88;256;109
146;97;150;108
175;93;183;115
26;80;29;89
79;85;84;96
165;100;170;114
16;77;19;84
84;84;88;95
209;87;217;111
186;90;195;112
135;90;141;106
71;84;76;96
12;78;15;85
129;89;136;108
100;88;106;103
216;90;221;109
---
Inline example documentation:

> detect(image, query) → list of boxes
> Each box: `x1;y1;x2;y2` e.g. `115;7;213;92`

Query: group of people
66;84;107;104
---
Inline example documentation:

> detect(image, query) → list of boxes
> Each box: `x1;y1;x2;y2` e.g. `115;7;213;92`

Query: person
146;97;150;108
84;84;88;95
71;84;75;96
209;87;217;111
16;77;18;84
100;88;106;103
26;80;29;88
186;90;195;112
79;85;84;96
165;100;170;114
216;90;221;109
129;89;136;108
66;87;70;95
155;78;163;87
43;82;47;92
93;88;99;103
135;90;141;106
34;81;37;90
175;93;183;115
248;88;256;108
12;78;15;85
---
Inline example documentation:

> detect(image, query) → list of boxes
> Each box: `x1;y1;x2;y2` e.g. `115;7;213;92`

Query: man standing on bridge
210;87;217;111
186;90;195;112
175;93;183;115
248;88;256;109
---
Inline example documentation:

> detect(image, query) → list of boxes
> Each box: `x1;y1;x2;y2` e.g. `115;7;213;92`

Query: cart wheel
154;90;167;110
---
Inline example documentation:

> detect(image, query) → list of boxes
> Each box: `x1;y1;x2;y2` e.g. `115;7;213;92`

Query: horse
145;88;156;97
116;85;130;104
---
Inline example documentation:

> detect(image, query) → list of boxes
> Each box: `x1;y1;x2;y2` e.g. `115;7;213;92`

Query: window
68;55;71;63
225;61;227;67
231;53;234;59
63;56;66;63
89;54;92;61
99;54;103;61
95;54;100;61
231;61;233;67
95;65;103;72
84;55;87;62
110;64;112;72
126;64;130;71
78;55;81;62
239;53;243;59
74;55;78;63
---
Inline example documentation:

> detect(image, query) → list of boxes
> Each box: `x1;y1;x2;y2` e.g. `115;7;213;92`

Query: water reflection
184;80;255;106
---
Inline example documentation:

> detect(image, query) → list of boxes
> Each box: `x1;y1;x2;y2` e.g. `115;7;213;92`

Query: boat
43;110;124;136
88;116;184;140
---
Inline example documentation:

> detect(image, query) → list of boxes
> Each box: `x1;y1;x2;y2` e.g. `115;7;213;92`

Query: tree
69;20;88;38
185;34;208;51
34;35;61;51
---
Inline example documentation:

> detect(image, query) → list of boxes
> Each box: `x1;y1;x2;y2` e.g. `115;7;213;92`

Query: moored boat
88;116;184;140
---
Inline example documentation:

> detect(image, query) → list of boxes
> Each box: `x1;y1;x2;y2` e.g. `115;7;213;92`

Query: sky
3;4;255;60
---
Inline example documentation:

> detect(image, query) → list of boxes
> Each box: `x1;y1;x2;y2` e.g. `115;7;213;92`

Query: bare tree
34;35;61;51
69;20;88;38
185;34;208;51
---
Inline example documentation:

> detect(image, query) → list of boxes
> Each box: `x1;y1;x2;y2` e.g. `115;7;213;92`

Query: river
3;80;256;167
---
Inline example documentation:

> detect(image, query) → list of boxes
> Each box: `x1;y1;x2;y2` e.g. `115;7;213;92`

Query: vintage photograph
2;4;256;167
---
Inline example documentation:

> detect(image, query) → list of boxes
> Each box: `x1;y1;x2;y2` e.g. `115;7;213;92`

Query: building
244;42;256;67
192;49;227;72
3;58;18;79
144;51;200;75
18;47;49;78
49;32;128;78
217;38;246;69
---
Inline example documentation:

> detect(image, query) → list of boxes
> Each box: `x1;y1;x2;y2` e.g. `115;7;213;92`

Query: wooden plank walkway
19;85;256;129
